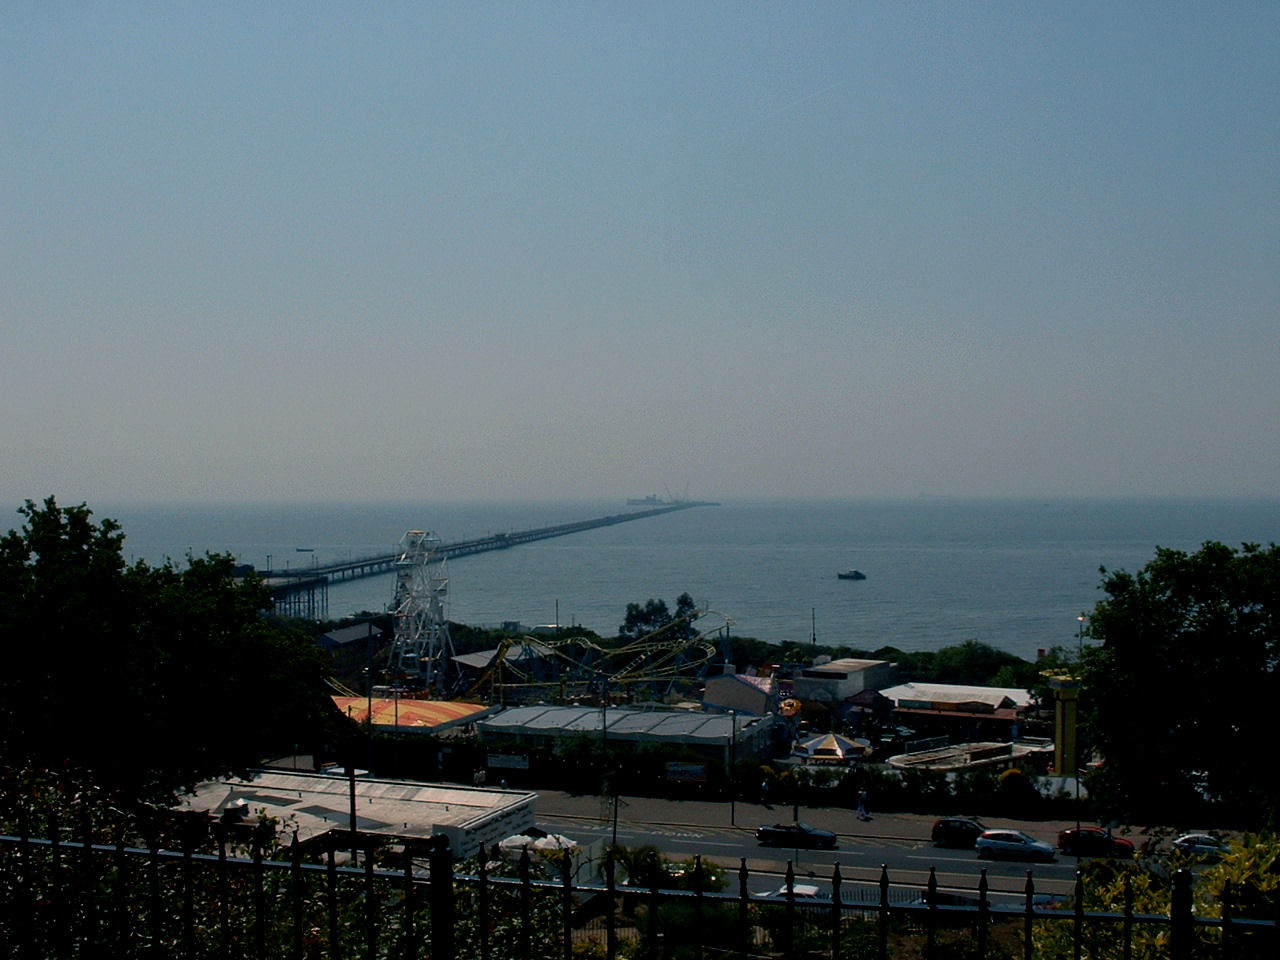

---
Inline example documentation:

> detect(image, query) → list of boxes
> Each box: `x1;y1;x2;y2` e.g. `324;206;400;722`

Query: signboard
487;753;530;770
665;761;708;783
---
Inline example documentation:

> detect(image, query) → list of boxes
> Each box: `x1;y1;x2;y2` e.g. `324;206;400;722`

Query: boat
837;569;866;580
626;495;666;506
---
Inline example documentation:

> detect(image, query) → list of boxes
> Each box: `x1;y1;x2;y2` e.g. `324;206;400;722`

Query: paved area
534;789;1083;848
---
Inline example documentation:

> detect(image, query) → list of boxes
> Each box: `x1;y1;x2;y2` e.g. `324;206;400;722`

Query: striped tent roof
796;732;867;760
332;696;496;733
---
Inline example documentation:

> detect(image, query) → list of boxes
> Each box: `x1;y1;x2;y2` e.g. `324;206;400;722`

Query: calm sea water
86;498;1279;662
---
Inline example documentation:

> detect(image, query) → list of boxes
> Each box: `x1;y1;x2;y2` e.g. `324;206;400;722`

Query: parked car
974;829;1056;862
755;821;838;849
758;883;824;900
932;817;986;848
1172;833;1229;862
1057;826;1135;859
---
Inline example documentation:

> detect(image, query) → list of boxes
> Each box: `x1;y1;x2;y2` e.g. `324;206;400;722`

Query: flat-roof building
178;769;536;858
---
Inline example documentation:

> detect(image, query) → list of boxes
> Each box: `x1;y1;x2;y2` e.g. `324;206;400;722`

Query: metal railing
1;822;1276;959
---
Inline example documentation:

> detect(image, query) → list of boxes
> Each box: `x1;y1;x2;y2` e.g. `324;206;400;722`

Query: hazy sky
3;2;1277;505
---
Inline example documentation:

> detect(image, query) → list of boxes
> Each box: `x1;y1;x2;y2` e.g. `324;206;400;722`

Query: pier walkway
264;501;715;618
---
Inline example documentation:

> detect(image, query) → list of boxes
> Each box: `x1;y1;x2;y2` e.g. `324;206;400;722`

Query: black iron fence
1;821;1277;960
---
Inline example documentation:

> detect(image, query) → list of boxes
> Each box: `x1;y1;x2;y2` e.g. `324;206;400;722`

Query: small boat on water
837;569;866;580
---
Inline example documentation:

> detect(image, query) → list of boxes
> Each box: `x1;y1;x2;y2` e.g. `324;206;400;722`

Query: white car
974;829;1057;862
759;883;824;900
1172;833;1229;862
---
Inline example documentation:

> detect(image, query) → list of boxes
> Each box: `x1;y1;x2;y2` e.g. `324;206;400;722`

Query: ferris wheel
385;530;455;692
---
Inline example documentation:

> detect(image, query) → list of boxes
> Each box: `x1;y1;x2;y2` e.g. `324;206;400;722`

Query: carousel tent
794;732;869;763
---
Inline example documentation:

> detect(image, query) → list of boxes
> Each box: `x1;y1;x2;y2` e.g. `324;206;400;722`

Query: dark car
931;817;986;848
755;822;838;849
1057;826;1135;859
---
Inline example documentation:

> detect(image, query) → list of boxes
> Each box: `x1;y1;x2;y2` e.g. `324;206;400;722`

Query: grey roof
177;770;535;844
453;642;554;670
478;705;749;745
320;623;383;645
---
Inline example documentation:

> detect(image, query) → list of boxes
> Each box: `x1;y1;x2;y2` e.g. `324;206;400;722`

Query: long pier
264;502;716;618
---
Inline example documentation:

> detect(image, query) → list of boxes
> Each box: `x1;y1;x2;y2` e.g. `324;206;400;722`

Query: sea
84;498;1279;664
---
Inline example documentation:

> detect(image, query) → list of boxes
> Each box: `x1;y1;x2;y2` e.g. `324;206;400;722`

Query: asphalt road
534;790;1095;900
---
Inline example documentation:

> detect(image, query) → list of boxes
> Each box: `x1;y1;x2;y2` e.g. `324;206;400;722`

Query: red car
1057;826;1134;858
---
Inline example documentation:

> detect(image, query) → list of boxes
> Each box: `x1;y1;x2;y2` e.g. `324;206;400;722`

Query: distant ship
627;495;667;506
837;569;866;580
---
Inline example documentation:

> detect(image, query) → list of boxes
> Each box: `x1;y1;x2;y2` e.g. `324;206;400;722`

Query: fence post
1122;870;1133;960
784;860;797;960
17;803;34;960
289;831;303;960
325;836;338;959
561;847;573;960
401;842;417;960
213;824;230;960
518;846;532;960
429;834;455;960
976;869;989;958
736;857;749;960
877;864;890;960
364;841;377;960
607;849;619;960
830;861;843;960
925;866;938;958
182;827;196;958
1220;879;1234;960
107;828;126;958
253;830;267;960
79;806;97;954
49;807;65;958
693;854;705;960
1073;869;1085;960
1170;868;1193;960
647;864;662;960
477;842;491;960
148;823;164;960
1023;870;1035;960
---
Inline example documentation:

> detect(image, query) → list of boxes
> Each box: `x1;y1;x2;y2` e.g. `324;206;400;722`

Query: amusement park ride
378;531;455;696
372;529;731;703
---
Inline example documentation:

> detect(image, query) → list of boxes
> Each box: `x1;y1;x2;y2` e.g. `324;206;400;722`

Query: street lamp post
728;709;737;826
1075;614;1085;860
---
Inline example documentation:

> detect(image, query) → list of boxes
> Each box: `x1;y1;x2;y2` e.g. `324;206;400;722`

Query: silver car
974;829;1056;862
1172;833;1229;862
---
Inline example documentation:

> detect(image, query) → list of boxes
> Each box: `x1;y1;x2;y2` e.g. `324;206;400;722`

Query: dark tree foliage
1082;540;1280;825
0;497;337;800
672;591;698;640
619;597;672;639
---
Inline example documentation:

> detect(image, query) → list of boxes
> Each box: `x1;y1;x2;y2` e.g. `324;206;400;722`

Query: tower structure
386;530;455;692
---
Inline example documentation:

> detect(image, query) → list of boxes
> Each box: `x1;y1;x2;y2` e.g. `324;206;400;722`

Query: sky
3;2;1278;506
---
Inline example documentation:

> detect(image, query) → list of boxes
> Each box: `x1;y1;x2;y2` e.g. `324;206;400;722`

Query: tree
620;597;672;639
0;497;336;799
1081;541;1280;824
672;591;698;640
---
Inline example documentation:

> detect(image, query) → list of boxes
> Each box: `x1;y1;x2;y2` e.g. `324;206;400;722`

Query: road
534;789;1091;902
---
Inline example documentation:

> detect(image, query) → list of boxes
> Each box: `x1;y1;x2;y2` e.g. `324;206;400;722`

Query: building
878;682;1035;743
177;769;537;858
316;621;386;680
790;658;897;705
702;673;777;715
477;704;775;773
